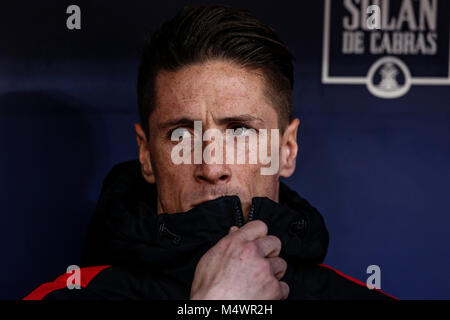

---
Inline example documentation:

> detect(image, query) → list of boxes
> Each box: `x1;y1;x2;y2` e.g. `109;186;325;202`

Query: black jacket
25;160;395;300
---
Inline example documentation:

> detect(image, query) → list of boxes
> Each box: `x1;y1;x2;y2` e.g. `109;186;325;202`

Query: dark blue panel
0;0;448;299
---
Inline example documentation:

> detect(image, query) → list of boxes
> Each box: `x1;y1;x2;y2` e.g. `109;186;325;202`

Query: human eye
167;127;191;140
230;124;255;136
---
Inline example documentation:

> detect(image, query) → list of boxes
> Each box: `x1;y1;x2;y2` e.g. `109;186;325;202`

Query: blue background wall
1;1;449;299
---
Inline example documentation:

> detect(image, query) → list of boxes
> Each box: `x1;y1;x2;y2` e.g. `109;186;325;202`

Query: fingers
233;220;268;241
254;235;281;258
279;281;290;300
267;257;287;280
229;221;282;259
228;226;239;234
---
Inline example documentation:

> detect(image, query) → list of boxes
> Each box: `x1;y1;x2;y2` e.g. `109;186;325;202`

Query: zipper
232;197;244;227
233;197;256;227
248;198;256;222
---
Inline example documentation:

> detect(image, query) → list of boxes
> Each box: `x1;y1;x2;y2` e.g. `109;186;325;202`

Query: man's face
136;60;299;219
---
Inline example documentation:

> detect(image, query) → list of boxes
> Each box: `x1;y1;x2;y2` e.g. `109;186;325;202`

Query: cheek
230;162;261;188
149;140;184;182
231;163;278;200
151;146;195;212
153;145;192;183
252;172;279;200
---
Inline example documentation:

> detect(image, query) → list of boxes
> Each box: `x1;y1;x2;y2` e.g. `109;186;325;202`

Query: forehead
151;60;276;123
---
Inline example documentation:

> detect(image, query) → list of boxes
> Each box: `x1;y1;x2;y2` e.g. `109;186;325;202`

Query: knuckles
256;258;272;275
194;222;290;300
240;241;259;257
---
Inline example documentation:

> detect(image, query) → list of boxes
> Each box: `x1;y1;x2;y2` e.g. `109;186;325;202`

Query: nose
194;163;232;185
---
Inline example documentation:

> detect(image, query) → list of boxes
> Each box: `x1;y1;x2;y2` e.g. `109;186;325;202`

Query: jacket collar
81;160;329;269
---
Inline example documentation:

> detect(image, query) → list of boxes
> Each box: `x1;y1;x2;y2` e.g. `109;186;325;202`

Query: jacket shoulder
23;265;178;300
315;264;397;300
23;265;110;300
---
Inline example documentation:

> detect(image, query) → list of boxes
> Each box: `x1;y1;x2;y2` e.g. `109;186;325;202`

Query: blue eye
233;127;247;135
168;127;191;140
231;125;255;136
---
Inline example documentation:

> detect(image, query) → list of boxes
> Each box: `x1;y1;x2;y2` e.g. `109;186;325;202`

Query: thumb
228;226;239;234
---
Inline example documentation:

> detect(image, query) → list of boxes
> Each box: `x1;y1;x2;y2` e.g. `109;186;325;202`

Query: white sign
322;0;450;98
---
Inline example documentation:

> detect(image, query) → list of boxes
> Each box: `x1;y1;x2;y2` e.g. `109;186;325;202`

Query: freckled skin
135;59;300;220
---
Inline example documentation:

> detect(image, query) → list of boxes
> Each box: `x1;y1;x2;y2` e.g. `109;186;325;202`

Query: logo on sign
322;0;450;99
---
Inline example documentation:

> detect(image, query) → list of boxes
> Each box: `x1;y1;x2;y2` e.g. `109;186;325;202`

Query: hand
190;220;289;300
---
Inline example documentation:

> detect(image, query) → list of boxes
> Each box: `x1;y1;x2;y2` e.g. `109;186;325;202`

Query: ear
278;118;300;178
135;123;156;184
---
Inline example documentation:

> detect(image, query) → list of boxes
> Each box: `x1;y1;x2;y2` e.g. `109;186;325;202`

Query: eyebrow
158;117;196;130
158;114;265;130
216;114;265;126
